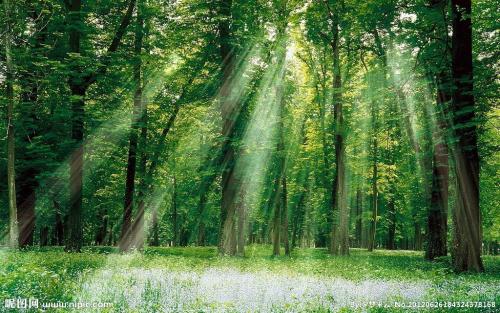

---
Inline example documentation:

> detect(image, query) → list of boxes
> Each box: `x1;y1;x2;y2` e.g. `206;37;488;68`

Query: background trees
0;0;498;273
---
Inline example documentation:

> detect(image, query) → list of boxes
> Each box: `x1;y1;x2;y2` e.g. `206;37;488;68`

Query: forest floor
0;246;498;312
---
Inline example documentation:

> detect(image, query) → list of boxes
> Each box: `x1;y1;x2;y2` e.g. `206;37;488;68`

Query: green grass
0;245;498;312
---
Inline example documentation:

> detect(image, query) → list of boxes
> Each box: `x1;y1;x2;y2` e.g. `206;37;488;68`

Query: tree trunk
95;212;108;246
150;210;159;246
172;175;178;246
426;73;450;260
387;199;396;250
65;0;86;252
282;174;290;256
119;0;144;252
54;207;65;246
368;107;378;252
355;187;363;248
450;0;483;272
272;177;281;256
236;190;246;256
4;0;19;249
217;0;240;256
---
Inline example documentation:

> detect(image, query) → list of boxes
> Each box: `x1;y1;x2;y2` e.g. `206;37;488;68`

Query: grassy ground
0;245;498;312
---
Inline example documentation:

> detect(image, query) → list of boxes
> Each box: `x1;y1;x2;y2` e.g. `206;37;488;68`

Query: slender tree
120;0;145;252
4;0;18;249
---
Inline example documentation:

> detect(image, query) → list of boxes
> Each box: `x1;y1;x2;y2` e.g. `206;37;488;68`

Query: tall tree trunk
282;174;290;256
450;0;483;272
65;0;85;252
387;197;396;250
355;187;363;248
4;0;18;249
426;73;450;260
172;175;178;246
217;0;240;256
328;9;349;256
272;176;281;256
368;101;378;252
119;0;144;252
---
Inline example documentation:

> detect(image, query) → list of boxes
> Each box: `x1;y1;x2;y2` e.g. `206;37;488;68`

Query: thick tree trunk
4;0;19;249
65;0;86;252
450;0;483;272
217;0;240;256
328;11;349;256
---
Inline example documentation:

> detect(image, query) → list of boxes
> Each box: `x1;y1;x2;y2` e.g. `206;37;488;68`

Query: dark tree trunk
95;213;108;246
329;19;349;255
450;0;483;272
107;222;114;246
387;200;396;250
150;210;159;246
426;74;450;260
54;208;65;246
119;0;144;252
17;181;36;247
40;227;49;246
197;192;207;246
217;0;240;256
65;0;85;252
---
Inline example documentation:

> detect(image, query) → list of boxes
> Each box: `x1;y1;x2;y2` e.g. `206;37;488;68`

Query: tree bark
282;174;290;256
355;187;363;248
426;73;450;260
119;0;144;252
4;0;19;249
217;0;240;256
368;100;378;252
450;0;483;272
272;175;281;256
172;175;178;246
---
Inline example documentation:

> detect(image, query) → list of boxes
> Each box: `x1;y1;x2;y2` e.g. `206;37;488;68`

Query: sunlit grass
1;246;498;312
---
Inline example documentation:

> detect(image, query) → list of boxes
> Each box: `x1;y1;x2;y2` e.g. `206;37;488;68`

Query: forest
0;0;499;312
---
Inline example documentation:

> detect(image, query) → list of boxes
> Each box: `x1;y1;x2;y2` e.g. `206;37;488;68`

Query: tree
450;0;483;272
119;0;145;252
3;0;18;249
65;0;136;252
